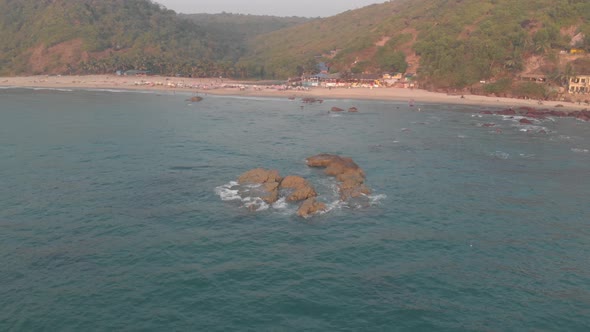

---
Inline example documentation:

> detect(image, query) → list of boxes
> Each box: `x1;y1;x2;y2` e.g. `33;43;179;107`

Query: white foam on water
369;194;387;205
242;196;269;211
324;199;346;213
490;151;510;159
516;125;549;133
519;153;536;158
272;197;288;209
31;87;74;92
571;148;589;153
457;135;467;139
214;181;242;201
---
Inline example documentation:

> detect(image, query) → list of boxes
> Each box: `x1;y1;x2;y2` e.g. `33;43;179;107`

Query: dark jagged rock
187;96;203;102
519;118;533;125
302;97;323;104
496;108;516;115
518;106;536;113
524;113;546;120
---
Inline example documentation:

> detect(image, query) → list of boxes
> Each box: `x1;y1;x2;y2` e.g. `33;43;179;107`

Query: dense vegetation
1;0;589;93
246;0;590;90
0;0;304;77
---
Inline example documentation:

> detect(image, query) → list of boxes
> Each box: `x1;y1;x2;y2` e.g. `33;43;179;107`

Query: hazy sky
157;0;386;17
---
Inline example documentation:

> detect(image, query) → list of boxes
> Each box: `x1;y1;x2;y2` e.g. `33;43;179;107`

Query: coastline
1;74;588;111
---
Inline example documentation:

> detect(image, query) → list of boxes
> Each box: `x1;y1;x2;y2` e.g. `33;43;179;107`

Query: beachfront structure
519;74;547;83
299;72;414;88
124;70;150;76
568;75;590;94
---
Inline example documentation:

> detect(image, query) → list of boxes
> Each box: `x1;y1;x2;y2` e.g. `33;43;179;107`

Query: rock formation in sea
227;154;371;217
348;107;358;112
237;168;282;209
306;154;371;201
331;107;344;112
279;175;317;202
488;107;590;122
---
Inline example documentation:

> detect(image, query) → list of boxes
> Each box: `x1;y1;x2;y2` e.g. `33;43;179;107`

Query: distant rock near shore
186;96;203;102
484;107;590;122
225;154;372;218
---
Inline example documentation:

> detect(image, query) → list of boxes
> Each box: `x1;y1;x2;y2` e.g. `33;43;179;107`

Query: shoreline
1;74;589;111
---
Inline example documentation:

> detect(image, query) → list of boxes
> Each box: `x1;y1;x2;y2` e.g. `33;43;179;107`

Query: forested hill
0;0;302;76
2;0;590;91
246;0;590;89
180;13;310;41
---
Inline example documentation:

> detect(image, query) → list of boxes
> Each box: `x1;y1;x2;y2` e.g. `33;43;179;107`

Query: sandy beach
1;74;588;111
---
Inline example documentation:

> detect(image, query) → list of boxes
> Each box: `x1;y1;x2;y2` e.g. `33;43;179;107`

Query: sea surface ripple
1;88;589;330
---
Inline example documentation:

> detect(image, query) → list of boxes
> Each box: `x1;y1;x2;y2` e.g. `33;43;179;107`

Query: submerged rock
187;96;203;102
331;107;344;112
519;118;533;125
496;108;516;115
302;97;323;104
297;197;327;218
348;107;358;112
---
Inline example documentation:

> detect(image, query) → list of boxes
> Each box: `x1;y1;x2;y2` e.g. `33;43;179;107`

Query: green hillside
0;0;297;77
180;13;310;41
1;0;589;92
246;0;590;89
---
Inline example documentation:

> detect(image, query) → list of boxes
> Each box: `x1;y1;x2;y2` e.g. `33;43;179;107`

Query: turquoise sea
1;87;590;331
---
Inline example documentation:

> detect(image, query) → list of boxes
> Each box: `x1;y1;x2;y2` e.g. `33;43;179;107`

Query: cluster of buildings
495;71;590;96
568;75;590;95
293;72;416;89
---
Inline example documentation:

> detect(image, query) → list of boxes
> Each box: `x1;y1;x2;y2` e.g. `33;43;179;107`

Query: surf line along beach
1;74;588;111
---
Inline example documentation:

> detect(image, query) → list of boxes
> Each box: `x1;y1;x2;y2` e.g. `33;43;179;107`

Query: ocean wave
490;151;510;159
519;153;536;158
515;124;549;134
0;86;74;92
214;181;241;201
31;87;74;92
571;148;589;153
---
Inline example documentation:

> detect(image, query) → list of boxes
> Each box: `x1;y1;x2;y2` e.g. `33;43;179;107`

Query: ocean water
1;88;590;331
